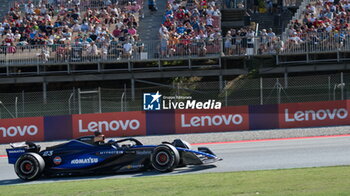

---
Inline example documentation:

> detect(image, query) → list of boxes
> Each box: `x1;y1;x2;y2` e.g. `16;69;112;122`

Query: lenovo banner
279;100;350;128
175;106;249;134
0;117;44;143
72;111;146;138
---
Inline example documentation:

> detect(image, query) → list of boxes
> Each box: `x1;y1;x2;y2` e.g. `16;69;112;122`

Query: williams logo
143;91;162;110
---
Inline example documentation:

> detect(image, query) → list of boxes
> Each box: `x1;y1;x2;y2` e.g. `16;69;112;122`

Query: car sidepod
42;143;155;176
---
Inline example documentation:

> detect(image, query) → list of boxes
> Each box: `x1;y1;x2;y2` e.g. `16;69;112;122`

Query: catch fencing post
121;92;125;112
121;84;127;112
131;78;135;101
43;82;47;104
124;84;127;111
284;72;288;89
78;88;81;114
22;90;25;117
341;72;344;100
277;78;281;104
219;75;223;91
98;87;102;113
68;92;74;115
224;80;228;107
73;87;76;114
15;97;18;118
337;50;340;62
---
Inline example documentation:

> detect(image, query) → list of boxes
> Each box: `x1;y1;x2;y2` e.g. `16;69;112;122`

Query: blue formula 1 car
6;136;222;180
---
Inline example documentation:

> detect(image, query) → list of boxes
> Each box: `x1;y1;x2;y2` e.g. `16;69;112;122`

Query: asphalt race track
1;135;350;186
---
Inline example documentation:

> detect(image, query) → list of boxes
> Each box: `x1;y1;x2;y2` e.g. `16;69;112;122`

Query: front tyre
151;144;180;172
14;153;45;180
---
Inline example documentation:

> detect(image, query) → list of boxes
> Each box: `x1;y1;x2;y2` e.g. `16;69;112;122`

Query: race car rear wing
6;141;41;164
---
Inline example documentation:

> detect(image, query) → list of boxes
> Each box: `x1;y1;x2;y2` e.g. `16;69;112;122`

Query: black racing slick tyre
14;152;45;180
151;144;180;172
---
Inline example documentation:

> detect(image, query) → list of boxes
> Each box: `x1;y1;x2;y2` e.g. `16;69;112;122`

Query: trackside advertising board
0;117;44;143
2;100;350;144
278;100;350;128
174;106;249;134
71;111;146;138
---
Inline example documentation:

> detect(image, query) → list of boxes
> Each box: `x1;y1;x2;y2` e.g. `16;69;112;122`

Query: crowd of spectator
207;0;350;56
159;0;222;57
3;0;349;63
284;0;350;52
223;26;282;55
0;0;144;61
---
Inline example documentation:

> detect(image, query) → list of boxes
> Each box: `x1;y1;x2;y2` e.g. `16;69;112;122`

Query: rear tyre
14;153;45;180
151;144;180;172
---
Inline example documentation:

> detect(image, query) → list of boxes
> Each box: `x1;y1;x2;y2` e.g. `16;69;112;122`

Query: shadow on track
0;165;217;186
0;179;24;186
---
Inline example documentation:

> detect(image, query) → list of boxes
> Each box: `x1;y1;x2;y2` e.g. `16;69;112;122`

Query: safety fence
7;0;133;12
0;72;348;119
0;39;223;66
280;31;350;54
3;32;350;66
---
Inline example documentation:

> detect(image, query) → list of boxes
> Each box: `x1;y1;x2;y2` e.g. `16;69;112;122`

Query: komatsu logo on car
71;157;99;164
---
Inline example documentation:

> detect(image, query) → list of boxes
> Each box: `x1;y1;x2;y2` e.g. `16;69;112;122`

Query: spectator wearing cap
289;32;303;45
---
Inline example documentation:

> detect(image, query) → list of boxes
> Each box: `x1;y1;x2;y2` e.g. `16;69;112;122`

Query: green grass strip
3;166;350;196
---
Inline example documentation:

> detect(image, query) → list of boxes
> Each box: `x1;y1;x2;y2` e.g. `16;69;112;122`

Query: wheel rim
156;152;170;166
20;160;34;174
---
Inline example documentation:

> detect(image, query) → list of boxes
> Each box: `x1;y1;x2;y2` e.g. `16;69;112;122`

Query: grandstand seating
159;0;222;57
2;0;348;65
0;0;144;63
281;0;350;54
